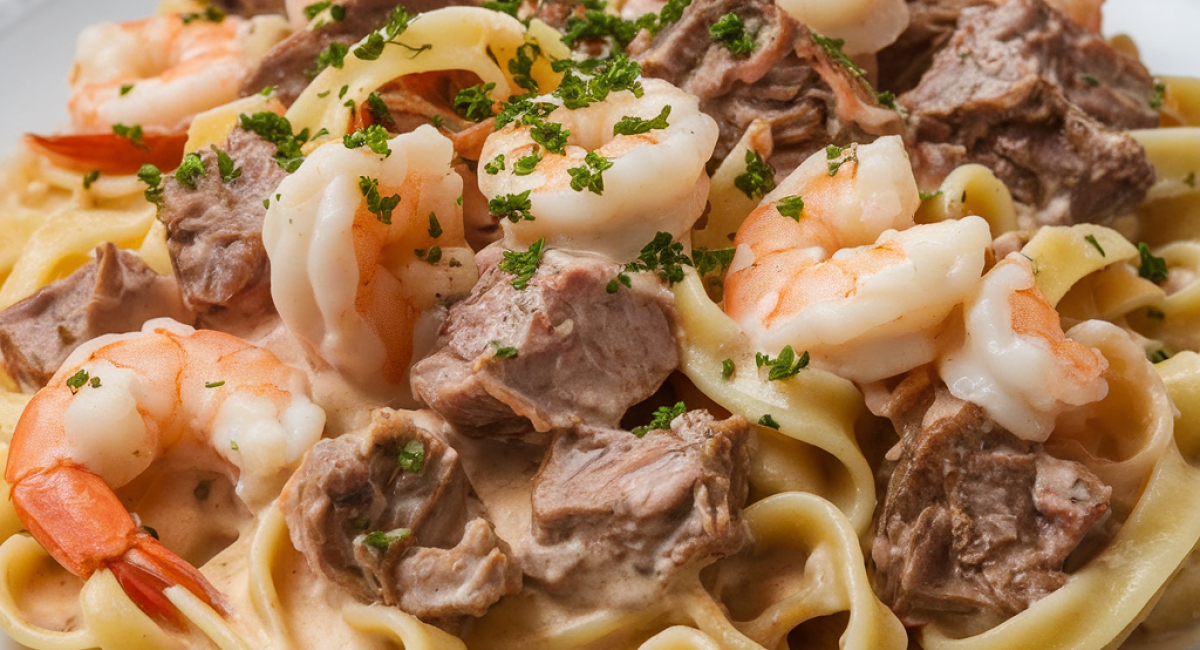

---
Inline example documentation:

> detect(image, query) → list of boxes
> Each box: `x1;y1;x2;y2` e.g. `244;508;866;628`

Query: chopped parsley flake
1080;73;1101;87
231;440;239;450
358;176;401;225
1150;348;1171;363
567;151;613;194
692;247;735;278
825;144;857;177
1138;242;1168;283
119;84;134;96
709;12;756;57
363;528;412;550
919;190;943;201
508;42;542;95
175;152;206;190
492;342;519;359
721;358;735;380
397;440;426;473
482;0;521;17
65;368;92;394
1146;307;1166;320
876;90;897;109
1150;80;1167;110
529;120;569;155
259;85;278;96
734;150;776;199
489;190;535;222
428;212;442;238
112;123;148;150
632;401;685;438
343;124;392;156
1084;234;1105;257
364;91;396;130
484;154;506;175
513;149;544;176
415;246;442;263
499;237;546;290
214;146;242;183
181;6;224;24
560;0;651;48
551;54;645;110
756;345;809;381
454;83;497;122
137;164;165;207
606;273;633;293
238;112;310;172
776;195;804;221
354;6;428;60
758;414;780;429
205;380;225;388
613;105;670;136
82;169;100;190
308;41;349;78
625;232;691;285
811;32;864;78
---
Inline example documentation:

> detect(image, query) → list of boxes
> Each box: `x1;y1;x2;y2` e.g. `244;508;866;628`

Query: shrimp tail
10;466;225;627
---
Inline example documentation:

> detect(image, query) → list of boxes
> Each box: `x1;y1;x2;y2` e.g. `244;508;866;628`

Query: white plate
0;1;1197;650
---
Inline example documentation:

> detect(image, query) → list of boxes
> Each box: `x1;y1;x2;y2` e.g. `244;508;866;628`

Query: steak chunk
628;0;902;174
282;409;521;627
410;248;678;439
900;0;1157;227
0;244;191;391
871;369;1111;631
877;0;994;95
524;411;751;608
160;128;284;327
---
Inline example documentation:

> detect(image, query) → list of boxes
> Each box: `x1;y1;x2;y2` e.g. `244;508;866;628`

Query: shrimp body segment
478;77;719;261
724;136;992;383
939;253;1109;442
263;126;478;397
68;13;284;133
4;318;325;622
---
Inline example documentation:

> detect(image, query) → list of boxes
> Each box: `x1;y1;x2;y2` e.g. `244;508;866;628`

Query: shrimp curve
263;125;478;399
723;136;993;383
68;13;285;133
939;253;1109;441
4;318;325;624
478;76;719;261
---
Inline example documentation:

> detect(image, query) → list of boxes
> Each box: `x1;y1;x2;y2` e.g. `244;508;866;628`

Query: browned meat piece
282;409;521;627
871;369;1111;631
877;0;995;95
209;0;287;16
410;248;678;439
240;0;481;104
628;0;903;174
160;128;284;328
900;0;1158;227
0;244;192;391
524;411;751;608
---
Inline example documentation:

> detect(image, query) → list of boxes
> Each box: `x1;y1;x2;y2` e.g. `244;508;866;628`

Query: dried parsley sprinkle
175;153;206;190
1080;73;1101;87
357;176;401;224
513;149;544;176
343;124;392;156
733;150;776;199
499;237;546;290
364;91;397;130
66;369;90;394
181;6;225;23
721;358;735;380
756;345;809;380
709;12;756;57
1150;80;1167;110
415;246;442;263
137;164;165;207
776;195;804;221
825;144;857;177
308;41;349;77
354;6;427;61
428;212;442;238
119;84;134;96
613;105;671;136
82;169;100;189
632;401;686;438
454;83;497;122
397;440;426;473
812;33;864;77
484;154;506;175
363;528;412;550
492;342;519;359
205;380;226;388
1138;242;1168;283
1084;234;1105;257
567;152;613;194
214;146;242;183
238;112;310;172
758;414;780;429
919;190;943;201
508;42;542;95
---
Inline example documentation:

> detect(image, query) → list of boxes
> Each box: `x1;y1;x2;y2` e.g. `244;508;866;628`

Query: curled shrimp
478;77;719;261
3;318;325;624
262;125;478;398
67;12;286;133
939;253;1109;442
723;136;993;383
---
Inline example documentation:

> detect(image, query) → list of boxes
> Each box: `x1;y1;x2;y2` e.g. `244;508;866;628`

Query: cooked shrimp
4;318;325;624
723;136;993;383
68;13;283;133
477;77;719;262
939;253;1109;442
263;125;478;398
776;0;909;54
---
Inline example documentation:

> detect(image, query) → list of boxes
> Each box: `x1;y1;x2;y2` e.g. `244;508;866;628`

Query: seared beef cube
282;408;520;627
877;0;993;95
524;411;751;608
160;128;284;327
0;243;191;390
871;370;1110;630
628;0;902;174
410;248;678;439
900;0;1157;227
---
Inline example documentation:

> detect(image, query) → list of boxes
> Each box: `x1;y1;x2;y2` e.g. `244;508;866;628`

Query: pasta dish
0;0;1199;648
